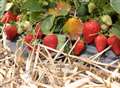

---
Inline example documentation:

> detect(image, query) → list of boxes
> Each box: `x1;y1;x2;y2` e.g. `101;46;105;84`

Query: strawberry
63;17;83;38
88;2;96;13
24;34;34;43
83;20;101;44
43;34;58;49
34;23;43;39
95;34;107;52
23;21;31;32
4;24;17;41
101;15;112;26
107;35;120;56
27;45;38;52
1;11;16;23
73;40;85;55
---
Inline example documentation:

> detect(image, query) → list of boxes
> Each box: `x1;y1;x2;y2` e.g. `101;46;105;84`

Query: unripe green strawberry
83;19;101;44
107;35;120;56
17;21;31;34
95;34;107;52
17;27;23;34
73;40;85;55
43;34;58;49
4;24;17;41
23;21;32;32
101;15;112;26
88;2;96;13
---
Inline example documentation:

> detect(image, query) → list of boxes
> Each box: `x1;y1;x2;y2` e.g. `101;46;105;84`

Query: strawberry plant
1;1;120;88
0;0;120;56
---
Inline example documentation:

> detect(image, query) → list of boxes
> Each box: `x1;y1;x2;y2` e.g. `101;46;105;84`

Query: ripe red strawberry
107;35;120;56
27;45;38;52
4;24;17;41
43;34;58;49
24;34;34;43
73;41;85;55
83;20;101;44
95;34;107;52
34;23;43;39
1;11;16;23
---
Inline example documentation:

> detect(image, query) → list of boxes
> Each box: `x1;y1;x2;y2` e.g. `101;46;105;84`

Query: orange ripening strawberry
43;34;58;49
1;11;16;23
83;19;101;44
34;23;43;39
73;40;85;55
107;35;120;56
63;17;83;38
4;24;17;41
24;34;34;43
95;34;107;52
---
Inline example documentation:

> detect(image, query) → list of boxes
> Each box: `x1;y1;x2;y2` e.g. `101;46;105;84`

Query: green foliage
57;34;66;49
29;12;43;24
0;0;6;17
77;3;88;16
110;24;120;38
41;15;55;34
2;0;120;40
22;0;47;12
110;0;120;14
102;4;114;15
88;0;115;16
52;16;68;33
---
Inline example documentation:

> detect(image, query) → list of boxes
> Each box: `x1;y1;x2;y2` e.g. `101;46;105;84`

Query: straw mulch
0;39;120;88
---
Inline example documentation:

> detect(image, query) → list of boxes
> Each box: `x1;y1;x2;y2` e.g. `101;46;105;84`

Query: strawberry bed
0;0;120;88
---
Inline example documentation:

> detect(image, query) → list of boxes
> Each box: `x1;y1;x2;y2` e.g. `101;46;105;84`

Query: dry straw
0;36;120;88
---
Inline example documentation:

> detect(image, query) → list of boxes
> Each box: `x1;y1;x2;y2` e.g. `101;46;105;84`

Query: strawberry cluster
1;11;120;56
73;19;120;56
23;23;58;51
1;11;20;41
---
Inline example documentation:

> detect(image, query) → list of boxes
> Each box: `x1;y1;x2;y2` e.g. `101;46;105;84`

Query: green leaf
110;24;120;38
77;3;88;16
0;0;6;17
22;0;43;12
103;4;115;15
110;0;120;14
41;15;55;34
56;34;66;50
53;16;67;33
59;9;68;16
29;12;42;24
